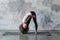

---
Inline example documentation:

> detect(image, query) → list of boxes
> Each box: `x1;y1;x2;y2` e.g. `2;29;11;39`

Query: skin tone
22;15;37;34
22;16;35;29
23;23;27;29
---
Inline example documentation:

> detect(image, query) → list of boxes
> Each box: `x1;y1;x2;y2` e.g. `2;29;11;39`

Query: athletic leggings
26;13;38;32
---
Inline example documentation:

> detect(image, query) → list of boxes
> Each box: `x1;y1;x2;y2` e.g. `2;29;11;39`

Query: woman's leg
33;15;38;34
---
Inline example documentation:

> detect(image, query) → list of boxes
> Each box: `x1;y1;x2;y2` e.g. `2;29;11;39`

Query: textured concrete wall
0;0;60;30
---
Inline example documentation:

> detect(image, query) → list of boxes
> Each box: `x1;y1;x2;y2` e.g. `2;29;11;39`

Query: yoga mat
3;32;51;36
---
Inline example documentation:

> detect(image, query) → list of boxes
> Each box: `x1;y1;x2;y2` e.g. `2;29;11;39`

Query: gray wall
0;0;60;30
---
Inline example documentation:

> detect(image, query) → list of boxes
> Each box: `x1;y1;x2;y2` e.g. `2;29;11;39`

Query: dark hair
30;11;36;15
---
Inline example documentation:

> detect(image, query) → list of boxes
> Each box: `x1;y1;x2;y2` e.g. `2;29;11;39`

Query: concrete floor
0;30;60;40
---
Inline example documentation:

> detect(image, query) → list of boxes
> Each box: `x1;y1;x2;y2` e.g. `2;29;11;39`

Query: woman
19;11;38;34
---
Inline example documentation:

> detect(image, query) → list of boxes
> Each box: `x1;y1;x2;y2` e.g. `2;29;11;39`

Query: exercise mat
3;32;51;36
